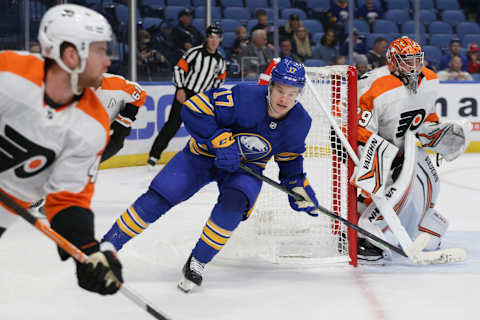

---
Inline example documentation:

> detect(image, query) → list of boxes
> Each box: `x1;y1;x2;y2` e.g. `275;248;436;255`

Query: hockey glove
207;129;241;172
76;241;123;295
281;174;320;217
417;120;472;161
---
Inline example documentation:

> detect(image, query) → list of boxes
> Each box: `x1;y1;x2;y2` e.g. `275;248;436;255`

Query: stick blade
412;248;467;265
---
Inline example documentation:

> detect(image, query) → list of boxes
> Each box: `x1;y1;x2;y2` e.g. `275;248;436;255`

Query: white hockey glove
417;120;472;161
351;133;399;196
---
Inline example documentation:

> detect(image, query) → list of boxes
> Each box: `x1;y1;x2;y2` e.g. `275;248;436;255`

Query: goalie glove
351;133;399;196
281;174;319;217
417;120;472;161
76;241;123;295
207;129;241;172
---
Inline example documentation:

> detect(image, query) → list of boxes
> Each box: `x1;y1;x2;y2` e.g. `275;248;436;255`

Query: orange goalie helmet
386;36;424;93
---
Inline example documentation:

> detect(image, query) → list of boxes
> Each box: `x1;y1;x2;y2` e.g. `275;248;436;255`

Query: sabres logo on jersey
234;133;272;161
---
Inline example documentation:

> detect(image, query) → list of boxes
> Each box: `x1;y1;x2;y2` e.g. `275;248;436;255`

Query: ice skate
357;238;384;265
177;255;205;293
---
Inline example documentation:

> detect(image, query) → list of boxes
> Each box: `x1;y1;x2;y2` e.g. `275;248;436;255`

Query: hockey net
219;66;358;266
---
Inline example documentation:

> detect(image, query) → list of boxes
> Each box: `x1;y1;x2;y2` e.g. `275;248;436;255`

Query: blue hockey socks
192;188;248;263
103;189;172;250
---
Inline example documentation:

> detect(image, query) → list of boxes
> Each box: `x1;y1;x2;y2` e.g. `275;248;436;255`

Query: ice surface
1;154;479;320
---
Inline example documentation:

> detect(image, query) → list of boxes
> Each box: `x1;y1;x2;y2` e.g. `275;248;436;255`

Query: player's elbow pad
50;206;96;261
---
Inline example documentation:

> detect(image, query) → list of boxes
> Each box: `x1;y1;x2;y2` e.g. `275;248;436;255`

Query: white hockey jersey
94;73;146;125
0;51;110;220
357;65;440;150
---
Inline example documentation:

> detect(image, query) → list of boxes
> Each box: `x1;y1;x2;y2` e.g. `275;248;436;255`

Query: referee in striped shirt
147;25;226;168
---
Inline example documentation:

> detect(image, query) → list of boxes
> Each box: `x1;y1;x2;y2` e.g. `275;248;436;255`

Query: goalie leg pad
417;209;449;251
351;133;399;196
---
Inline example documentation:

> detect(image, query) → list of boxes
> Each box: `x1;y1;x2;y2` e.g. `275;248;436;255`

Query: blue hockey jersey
181;83;312;179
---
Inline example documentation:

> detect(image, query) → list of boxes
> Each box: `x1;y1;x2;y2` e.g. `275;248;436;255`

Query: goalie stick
0;189;172;320
304;74;467;265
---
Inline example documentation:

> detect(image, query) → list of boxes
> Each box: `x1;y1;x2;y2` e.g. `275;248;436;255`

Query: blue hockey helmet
270;56;306;89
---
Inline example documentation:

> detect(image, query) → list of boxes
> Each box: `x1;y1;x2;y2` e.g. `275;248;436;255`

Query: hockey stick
239;163;407;257
304;74;466;264
0;190;172;320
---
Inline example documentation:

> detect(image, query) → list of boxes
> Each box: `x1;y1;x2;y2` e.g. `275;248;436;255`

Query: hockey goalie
351;36;472;264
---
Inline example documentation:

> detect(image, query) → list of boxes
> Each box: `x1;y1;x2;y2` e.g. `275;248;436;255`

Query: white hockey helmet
38;4;112;92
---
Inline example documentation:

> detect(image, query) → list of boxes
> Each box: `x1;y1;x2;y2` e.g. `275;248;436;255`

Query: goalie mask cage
219;66;359;266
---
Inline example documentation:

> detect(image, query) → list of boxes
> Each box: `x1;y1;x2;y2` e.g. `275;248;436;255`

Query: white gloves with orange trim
417;120;472;161
207;129;241;172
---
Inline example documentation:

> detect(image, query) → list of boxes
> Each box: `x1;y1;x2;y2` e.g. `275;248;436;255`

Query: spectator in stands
355;0;383;25
424;57;437;73
459;0;480;23
251;9;274;49
279;38;302;62
237;29;273;79
171;9;204;56
439;39;468;72
292;26;312;63
333;55;346;65
339;28;367;56
467;42;480;74
231;25;250;59
366;36;388;70
327;0;349;40
354;54;368;77
279;14;302;41
312;28;338;64
437;56;473;81
137;29;170;80
29;41;40;53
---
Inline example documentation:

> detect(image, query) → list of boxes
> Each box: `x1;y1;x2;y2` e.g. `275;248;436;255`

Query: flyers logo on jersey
234;133;272;161
395;109;426;138
0;125;55;178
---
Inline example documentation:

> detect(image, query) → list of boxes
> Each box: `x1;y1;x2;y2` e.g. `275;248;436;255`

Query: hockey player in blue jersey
102;56;321;292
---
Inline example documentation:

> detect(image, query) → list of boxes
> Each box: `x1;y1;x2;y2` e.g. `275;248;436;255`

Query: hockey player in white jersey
95;73;147;162
0;4;123;295
351;36;471;264
28;74;147;215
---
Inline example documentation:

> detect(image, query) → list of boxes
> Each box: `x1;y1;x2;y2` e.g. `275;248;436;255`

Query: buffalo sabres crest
234;133;272;161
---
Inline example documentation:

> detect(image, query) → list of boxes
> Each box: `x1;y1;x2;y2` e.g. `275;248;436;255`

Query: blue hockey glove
281;174;319;217
207;129;241;172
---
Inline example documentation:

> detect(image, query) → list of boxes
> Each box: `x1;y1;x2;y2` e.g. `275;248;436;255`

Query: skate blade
357;256;385;266
177;275;196;293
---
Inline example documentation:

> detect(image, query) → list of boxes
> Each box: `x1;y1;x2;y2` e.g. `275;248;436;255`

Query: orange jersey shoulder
101;74;146;107
77;88;111;141
0;51;44;87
